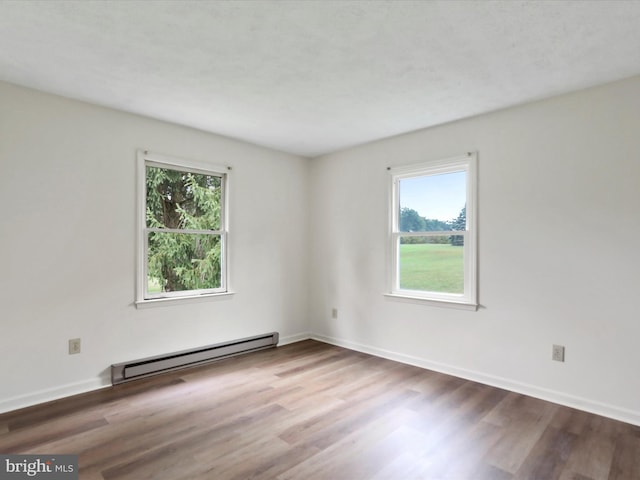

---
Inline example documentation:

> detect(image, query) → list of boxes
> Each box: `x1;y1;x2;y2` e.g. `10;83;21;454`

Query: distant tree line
400;206;466;245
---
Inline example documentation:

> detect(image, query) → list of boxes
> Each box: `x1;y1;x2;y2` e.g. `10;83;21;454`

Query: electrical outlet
69;338;81;355
552;344;565;362
331;308;338;319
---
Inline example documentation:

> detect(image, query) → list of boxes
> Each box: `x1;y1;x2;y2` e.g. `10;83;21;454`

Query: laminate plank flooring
1;340;639;479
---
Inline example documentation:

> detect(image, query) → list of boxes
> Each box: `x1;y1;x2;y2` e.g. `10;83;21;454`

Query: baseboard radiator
111;332;279;385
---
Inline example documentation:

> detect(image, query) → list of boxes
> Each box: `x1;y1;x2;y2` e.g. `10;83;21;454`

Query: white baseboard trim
0;378;110;414
5;333;637;427
0;332;314;415
310;333;640;427
278;332;313;346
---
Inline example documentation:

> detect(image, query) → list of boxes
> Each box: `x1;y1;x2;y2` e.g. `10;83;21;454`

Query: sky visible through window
399;170;466;222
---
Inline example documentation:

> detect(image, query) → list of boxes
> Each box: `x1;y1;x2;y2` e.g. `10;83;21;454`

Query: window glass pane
147;232;221;293
399;171;466;232
399;235;464;294
146;165;221;230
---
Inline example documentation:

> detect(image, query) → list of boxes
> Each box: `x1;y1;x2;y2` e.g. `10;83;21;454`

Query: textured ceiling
1;0;640;158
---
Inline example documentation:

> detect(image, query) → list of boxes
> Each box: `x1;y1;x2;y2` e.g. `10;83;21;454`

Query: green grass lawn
148;277;162;294
399;243;464;293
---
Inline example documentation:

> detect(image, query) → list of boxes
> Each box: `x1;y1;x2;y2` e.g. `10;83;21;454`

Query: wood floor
1;340;639;480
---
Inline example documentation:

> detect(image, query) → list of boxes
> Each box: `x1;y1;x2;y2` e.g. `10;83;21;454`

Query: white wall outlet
69;338;81;355
331;308;338;319
552;344;565;362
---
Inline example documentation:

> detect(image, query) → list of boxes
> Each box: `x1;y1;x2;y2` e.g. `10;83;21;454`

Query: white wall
3;76;640;426
309;76;640;425
0;81;310;411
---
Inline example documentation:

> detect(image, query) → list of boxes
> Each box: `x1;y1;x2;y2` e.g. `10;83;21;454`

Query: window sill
135;291;235;309
384;293;478;311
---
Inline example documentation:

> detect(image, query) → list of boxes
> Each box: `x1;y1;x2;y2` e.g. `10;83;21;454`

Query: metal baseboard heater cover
111;332;279;385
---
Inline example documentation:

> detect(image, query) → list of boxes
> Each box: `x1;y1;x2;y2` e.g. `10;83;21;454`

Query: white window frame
135;150;232;308
387;152;477;310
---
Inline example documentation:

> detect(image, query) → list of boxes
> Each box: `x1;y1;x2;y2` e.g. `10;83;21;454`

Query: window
388;152;477;309
136;150;229;305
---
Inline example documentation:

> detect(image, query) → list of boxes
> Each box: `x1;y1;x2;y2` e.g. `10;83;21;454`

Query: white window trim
135;150;233;308
387;152;478;310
